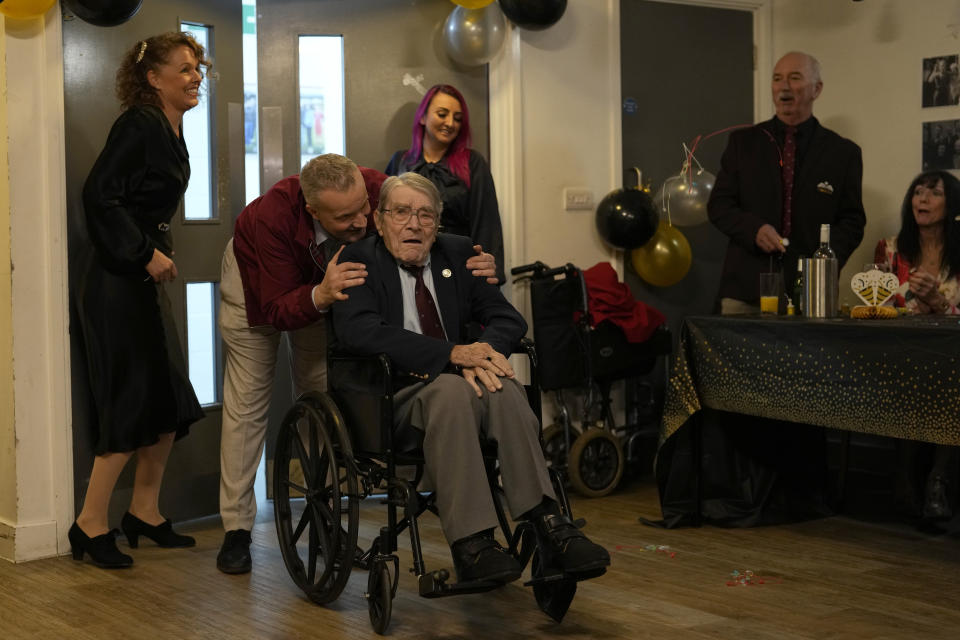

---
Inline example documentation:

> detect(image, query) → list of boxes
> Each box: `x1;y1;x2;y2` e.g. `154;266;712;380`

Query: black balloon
64;0;143;27
498;0;566;31
595;188;659;250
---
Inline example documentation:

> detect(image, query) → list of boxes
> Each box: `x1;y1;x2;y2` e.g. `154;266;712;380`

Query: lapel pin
442;268;452;278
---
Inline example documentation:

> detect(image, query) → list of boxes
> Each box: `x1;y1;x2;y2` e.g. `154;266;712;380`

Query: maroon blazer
232;167;386;331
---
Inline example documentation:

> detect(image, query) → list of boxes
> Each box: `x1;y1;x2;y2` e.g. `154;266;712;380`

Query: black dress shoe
68;522;133;569
451;532;522;584
217;529;252;574
121;512;196;549
533;513;610;577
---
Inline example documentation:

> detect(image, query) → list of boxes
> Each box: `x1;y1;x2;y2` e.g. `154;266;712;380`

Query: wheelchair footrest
524;565;607;587
418;569;503;598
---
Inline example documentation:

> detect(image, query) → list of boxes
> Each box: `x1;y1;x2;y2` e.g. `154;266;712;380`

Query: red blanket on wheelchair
582;262;665;343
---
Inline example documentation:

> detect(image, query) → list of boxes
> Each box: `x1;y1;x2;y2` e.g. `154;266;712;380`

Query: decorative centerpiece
850;267;899;319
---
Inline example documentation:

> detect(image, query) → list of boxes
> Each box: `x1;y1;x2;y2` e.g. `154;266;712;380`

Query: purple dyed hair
404;84;472;187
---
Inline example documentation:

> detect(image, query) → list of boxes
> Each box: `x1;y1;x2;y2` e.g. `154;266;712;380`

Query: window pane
186;282;217;406
181;22;214;220
242;0;260;204
298;35;345;169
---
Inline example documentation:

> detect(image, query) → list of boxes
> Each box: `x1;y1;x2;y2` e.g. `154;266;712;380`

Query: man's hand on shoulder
312;245;368;310
755;224;786;254
467;244;498;285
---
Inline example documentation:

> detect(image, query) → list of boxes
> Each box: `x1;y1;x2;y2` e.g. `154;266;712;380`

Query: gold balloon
0;0;57;20
631;221;692;287
452;0;495;8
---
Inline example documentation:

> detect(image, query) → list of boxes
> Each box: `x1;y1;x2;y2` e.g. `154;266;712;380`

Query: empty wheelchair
511;261;672;497
272;341;600;634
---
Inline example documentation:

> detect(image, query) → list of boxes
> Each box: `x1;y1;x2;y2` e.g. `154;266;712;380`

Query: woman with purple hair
387;84;505;283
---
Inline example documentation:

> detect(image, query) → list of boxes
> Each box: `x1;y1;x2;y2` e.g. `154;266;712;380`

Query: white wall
772;0;960;300
0;5;72;562
491;0;621;310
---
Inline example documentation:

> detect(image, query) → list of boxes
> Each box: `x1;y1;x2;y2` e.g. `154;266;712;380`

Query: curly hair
897;170;960;277
116;31;211;111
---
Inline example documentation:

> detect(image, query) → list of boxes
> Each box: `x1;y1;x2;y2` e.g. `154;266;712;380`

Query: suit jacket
332;233;526;381
232;168;386;331
707;117;866;303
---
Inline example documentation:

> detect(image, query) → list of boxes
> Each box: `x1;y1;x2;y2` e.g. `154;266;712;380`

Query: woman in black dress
71;32;208;568
387;84;505;283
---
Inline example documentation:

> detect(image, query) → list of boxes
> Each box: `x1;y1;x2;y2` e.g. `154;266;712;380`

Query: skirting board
0;517;59;563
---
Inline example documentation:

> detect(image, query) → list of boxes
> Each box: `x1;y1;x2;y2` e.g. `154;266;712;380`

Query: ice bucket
801;257;838;318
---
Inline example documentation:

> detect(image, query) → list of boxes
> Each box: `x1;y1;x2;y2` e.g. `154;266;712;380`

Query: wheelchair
272;340;597;634
511;261;672;498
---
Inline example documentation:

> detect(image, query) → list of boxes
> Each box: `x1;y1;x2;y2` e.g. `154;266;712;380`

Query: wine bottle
812;224;836;260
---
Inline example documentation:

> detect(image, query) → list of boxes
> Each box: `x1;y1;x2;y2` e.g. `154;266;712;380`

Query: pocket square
817;181;834;194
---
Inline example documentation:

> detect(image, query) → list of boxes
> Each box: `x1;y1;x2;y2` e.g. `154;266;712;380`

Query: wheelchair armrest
512;338;542;427
328;351;394;397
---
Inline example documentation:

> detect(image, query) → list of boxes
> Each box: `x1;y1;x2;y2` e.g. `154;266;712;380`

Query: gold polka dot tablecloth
660;314;960;448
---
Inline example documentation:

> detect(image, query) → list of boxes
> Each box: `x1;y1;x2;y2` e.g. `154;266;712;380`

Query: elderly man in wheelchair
272;172;608;632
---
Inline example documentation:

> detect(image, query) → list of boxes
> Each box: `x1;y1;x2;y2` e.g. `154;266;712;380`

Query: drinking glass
759;272;782;315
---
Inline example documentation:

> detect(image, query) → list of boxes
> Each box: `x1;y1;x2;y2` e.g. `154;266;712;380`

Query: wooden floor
2;477;959;639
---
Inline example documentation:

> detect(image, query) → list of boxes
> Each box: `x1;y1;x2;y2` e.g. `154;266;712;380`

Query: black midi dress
76;104;204;455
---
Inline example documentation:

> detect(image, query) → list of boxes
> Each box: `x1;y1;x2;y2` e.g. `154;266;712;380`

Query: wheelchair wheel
367;560;393;635
541;423;582;470
568;428;624;498
273;392;360;605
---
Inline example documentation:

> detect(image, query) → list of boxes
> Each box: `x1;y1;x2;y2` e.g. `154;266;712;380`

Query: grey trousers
394;374;556;544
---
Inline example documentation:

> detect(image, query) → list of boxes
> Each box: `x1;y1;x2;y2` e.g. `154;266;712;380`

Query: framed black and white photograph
922;55;960;107
922;119;960;170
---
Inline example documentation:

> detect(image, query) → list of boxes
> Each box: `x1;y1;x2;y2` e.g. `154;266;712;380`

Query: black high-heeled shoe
68;522;133;568
121;512;196;549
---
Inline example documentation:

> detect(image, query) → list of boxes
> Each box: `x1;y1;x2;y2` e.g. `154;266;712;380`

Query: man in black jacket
708;51;866;313
333;173;609;585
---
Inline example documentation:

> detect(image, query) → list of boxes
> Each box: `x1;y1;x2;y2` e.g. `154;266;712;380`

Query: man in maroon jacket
216;154;496;574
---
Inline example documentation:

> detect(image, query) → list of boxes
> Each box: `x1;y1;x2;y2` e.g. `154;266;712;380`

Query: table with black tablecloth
655;314;960;527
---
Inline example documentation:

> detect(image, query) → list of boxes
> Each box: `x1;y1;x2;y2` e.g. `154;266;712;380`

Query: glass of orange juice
759;272;781;314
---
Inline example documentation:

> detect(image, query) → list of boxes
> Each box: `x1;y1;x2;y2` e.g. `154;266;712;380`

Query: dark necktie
781;125;797;237
402;265;446;340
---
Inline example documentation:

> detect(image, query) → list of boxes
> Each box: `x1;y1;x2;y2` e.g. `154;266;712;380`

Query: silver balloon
443;4;507;67
654;169;715;226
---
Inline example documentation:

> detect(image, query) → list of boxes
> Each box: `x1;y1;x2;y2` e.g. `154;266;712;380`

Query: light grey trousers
218;239;327;531
393;374;556;544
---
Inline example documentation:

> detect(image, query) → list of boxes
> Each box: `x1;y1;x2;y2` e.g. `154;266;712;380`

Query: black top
386;149;505;284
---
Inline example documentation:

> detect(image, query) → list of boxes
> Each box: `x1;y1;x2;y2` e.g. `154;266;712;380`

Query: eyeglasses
381;206;438;228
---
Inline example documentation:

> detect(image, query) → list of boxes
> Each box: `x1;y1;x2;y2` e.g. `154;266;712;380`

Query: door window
298;35;345;168
181;21;215;221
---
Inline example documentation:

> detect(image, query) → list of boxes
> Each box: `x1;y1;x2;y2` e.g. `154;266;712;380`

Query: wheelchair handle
510;261;578;279
510;261;547;276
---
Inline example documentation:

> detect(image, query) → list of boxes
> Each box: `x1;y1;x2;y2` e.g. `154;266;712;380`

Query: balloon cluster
444;0;568;67
595;170;693;288
0;0;57;20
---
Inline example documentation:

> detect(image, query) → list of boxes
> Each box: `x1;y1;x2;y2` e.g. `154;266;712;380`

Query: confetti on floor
726;569;783;586
613;544;676;558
